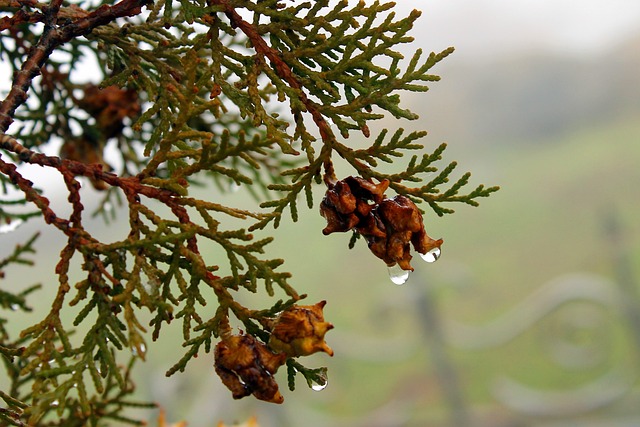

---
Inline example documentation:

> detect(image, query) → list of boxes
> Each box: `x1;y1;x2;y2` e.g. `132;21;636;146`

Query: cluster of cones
214;178;443;403
320;176;443;271
214;301;333;404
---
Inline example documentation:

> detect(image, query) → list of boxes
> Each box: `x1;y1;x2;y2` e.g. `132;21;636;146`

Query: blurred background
3;1;640;426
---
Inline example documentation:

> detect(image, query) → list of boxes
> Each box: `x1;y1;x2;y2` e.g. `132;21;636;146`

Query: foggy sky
391;1;640;60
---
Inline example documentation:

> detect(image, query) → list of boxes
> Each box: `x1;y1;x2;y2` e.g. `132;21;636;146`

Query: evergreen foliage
0;0;498;424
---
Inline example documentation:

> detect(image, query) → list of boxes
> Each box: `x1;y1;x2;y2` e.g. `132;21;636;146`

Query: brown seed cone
367;196;443;271
320;198;359;235
321;176;443;272
356;212;386;239
268;301;334;357
377;196;424;233
320;176;389;235
342;176;389;205
214;334;287;404
78;84;140;139
325;180;356;214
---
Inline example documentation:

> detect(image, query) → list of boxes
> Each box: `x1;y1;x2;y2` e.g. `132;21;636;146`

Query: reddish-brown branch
61;168;83;227
0;155;68;229
0;0;150;133
0;26;57;133
0;9;44;32
0;0;151;224
169;203;200;254
0;133;191;245
92;255;120;287
45;0;64;26
7;0;39;7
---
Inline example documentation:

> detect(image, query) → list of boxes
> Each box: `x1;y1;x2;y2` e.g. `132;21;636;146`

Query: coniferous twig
0;0;497;422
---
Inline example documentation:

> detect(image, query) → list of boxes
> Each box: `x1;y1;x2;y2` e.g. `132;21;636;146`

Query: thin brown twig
0;9;44;32
0;0;150;133
0;133;197;249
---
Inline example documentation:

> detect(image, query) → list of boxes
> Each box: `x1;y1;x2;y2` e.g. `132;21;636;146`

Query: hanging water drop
230;181;241;193
0;219;23;234
50;399;59;407
388;264;410;285
311;379;328;391
419;247;441;263
131;342;147;360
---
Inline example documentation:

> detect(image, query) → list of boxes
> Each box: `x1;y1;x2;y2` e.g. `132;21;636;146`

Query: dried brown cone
365;195;443;271
321;176;443;272
77;84;140;139
268;301;334;357
320;176;389;235
214;333;287;404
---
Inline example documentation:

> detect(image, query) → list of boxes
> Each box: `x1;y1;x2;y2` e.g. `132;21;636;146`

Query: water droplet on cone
311;379;327;391
388;264;410;285
419;247;441;263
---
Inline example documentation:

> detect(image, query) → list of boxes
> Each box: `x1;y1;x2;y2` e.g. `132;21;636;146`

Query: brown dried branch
0;9;44;31
0;0;150;133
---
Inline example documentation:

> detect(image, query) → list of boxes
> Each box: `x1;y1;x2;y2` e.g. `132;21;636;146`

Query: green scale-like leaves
0;0;497;422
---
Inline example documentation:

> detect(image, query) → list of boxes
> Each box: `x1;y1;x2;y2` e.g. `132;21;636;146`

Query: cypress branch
0;0;497;422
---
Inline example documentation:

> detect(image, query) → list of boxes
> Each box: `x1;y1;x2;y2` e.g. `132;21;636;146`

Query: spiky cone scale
320;176;390;235
214;334;287;404
377;196;424;234
320;198;359;235
412;228;444;259
325;180;357;214
372;195;443;271
344;176;389;204
268;301;334;357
